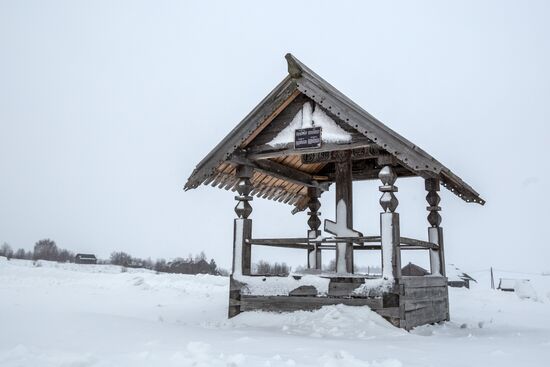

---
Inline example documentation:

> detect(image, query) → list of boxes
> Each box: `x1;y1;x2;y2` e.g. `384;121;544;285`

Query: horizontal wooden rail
247;236;381;245
353;245;383;250
321;236;381;244
248;238;308;245
400;246;434;250
246;241;314;250
246;236;437;250
317;244;382;250
400;237;439;249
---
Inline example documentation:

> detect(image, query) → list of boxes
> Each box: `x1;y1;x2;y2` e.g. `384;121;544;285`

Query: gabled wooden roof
184;54;485;208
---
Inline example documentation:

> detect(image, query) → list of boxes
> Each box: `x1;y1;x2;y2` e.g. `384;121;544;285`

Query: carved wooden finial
234;166;253;219
379;166;398;213
306;186;323;270
425;178;442;227
285;53;302;79
307;187;321;231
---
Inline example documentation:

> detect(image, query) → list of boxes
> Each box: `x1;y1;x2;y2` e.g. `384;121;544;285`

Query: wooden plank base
228;275;449;331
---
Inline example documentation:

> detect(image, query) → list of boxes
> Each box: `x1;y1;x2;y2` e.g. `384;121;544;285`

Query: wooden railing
246;236;438;251
399;237;439;250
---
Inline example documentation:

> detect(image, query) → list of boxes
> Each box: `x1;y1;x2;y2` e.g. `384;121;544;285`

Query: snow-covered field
1;257;549;367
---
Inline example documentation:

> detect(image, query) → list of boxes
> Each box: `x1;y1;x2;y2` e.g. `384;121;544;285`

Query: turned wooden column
379;166;401;280
425;178;446;277
333;150;354;273
307;187;322;270
232;165;253;276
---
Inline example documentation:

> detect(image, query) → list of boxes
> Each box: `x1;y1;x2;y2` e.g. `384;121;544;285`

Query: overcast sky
1;1;548;273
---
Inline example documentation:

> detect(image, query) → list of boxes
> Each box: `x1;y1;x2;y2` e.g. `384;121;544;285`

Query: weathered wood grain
185;77;298;190
230;154;326;190
247;140;374;160
239;295;383;312
244;93;310;147
334;150;354;274
286;54;484;204
400;276;447;288
401;298;448;329
328;278;363;297
399;237;439;249
402;286;447;300
228;276;245;318
250;242;313;250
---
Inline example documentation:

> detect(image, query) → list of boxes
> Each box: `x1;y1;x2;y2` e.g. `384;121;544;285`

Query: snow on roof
184;54;486;207
75;254;96;259
267;102;352;147
498;278;530;291
446;264;476;282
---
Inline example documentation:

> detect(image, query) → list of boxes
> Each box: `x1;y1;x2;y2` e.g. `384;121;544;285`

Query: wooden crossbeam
247;236;382;245
302;144;381;164
247;141;374;160
400;237;439;250
325;165;417;181
230;155;330;191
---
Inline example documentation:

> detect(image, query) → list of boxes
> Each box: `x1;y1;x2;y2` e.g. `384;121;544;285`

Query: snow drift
1;257;549;367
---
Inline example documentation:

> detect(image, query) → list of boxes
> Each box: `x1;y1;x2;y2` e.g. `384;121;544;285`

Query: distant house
166;258;212;274
401;263;429;276
498;278;530;292
446;264;476;288
74;253;97;264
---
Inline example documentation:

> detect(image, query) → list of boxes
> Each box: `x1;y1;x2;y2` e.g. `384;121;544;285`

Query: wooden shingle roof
184;54;485;208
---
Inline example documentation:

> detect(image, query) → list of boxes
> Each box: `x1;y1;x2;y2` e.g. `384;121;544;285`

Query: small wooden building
74;253;97;264
185;54;485;330
446;264;477;288
498;278;529;292
401;263;429;277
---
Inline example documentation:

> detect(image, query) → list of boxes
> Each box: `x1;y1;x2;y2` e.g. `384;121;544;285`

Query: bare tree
255;260;290;276
209;259;218;274
141;257;154;270
1;243;13;259
13;248;26;259
324;259;337;272
57;249;74;263
33;239;58;261
1;243;13;260
154;258;167;272
194;251;207;263
110;251;132;267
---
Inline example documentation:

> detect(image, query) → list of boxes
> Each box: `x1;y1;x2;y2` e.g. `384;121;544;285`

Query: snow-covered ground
1;257;549;367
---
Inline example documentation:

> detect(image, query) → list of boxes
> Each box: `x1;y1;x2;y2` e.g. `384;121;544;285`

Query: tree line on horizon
0;239;74;262
1;239;297;277
0;239;226;276
109;250;225;275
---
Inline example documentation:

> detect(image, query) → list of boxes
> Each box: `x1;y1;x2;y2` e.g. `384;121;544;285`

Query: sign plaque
294;127;322;149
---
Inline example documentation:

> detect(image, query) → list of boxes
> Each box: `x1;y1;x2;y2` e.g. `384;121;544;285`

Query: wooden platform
229;275;449;331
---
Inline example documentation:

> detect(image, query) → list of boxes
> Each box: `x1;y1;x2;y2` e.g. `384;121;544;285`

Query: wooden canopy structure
185;54;484;330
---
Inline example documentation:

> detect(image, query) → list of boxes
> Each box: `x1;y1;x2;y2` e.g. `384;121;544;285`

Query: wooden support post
332;151;354;273
232;165;253;276
379;166;401;280
425;178;445;277
229;165;253;318
307;187;322;270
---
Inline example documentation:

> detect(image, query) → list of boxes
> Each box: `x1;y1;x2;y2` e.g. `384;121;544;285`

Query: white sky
1;1;549;273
